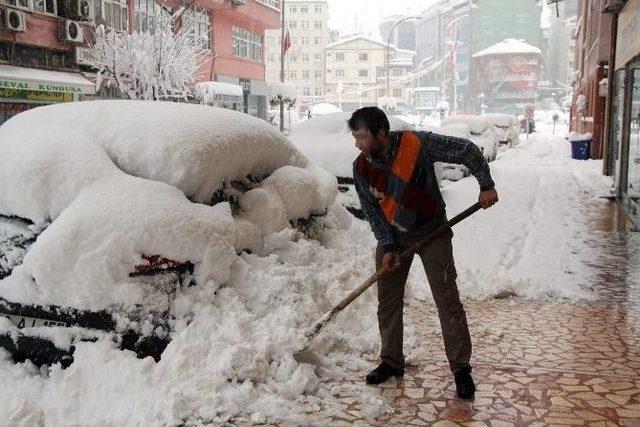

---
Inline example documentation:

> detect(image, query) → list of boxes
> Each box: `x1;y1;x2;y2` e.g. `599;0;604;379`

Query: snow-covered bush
87;9;205;101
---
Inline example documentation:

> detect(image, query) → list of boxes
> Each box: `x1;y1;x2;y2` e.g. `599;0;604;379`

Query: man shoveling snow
349;107;499;399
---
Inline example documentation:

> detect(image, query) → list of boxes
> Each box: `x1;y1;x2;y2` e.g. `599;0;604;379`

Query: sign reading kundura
0;78;84;94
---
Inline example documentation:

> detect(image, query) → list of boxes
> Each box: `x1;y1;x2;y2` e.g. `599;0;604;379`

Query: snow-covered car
440;115;499;162
482;113;520;147
288;112;416;218
0;100;340;367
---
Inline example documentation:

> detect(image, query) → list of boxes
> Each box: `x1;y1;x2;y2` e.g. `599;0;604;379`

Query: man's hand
381;252;400;272
479;188;499;209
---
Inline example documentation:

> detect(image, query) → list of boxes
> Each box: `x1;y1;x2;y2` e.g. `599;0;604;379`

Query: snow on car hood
0;100;338;310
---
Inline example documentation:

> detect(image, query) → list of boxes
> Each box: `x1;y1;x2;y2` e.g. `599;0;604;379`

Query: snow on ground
0;115;616;425
407;126;603;301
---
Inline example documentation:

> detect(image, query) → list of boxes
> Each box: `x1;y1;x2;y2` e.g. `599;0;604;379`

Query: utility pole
280;0;286;132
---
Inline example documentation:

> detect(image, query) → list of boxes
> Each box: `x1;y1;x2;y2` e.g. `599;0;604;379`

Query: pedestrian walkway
316;200;640;426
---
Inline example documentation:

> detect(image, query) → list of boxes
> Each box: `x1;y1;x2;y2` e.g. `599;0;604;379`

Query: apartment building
0;0;279;124
324;36;415;112
264;0;329;106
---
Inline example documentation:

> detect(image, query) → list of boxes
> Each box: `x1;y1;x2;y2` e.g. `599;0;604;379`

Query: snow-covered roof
472;38;542;58
0;64;96;94
326;35;389;49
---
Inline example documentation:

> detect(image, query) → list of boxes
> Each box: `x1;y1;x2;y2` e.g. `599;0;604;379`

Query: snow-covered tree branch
87;10;206;101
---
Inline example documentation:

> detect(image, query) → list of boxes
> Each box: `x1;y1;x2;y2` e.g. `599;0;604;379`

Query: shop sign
0;78;84;94
0;88;73;102
616;0;640;69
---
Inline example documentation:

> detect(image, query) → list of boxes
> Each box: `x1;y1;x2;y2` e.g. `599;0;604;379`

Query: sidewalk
318;200;640;426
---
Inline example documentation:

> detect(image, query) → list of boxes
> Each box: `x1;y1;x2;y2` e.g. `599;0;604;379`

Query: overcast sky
325;0;437;37
324;0;550;37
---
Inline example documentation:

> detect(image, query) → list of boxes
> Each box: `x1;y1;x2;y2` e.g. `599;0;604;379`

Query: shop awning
0;64;96;95
194;81;243;104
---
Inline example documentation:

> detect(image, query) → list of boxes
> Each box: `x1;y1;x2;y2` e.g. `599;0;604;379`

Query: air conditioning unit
230;0;245;5
70;0;92;20
59;19;84;43
3;8;27;32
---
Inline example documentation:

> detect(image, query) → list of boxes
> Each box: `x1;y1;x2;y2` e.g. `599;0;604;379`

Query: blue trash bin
570;138;591;160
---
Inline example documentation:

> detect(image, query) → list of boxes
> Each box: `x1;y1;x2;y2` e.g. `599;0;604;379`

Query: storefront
0;64;96;126
610;0;640;225
217;75;268;120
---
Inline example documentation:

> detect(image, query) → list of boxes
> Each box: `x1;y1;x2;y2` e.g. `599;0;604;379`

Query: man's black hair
347;106;390;136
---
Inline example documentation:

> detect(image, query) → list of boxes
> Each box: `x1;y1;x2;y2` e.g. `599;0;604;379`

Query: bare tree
88;9;205;101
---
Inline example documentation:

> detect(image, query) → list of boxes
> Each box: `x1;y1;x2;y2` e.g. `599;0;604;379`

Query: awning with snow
0;64;96;95
194;81;244;104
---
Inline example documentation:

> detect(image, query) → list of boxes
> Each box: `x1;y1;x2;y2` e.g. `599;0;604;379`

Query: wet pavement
314;200;640;426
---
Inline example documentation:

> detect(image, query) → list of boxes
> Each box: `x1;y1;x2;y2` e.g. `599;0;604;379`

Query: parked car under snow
0;100;342;367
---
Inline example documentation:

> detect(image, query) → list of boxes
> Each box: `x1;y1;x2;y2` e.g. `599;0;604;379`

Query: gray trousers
375;231;472;373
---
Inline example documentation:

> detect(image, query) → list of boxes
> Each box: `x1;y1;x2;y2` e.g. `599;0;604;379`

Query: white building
324;36;415;112
264;0;330;108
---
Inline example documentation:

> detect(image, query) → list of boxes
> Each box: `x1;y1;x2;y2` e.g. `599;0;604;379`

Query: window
303;87;311;96
314;20;322;29
378;69;386;77
233;26;263;61
289;5;296;13
301;20;309;28
291;37;297;45
288;20;297;28
290;54;297;61
0;0;30;9
185;9;211;50
33;0;56;14
393;89;402;97
336;52;344;62
393;69;403;76
358;69;368;77
289;70;297;79
301;53;309;62
314;4;322;13
135;0;166;32
314;37;322;46
268;53;275;62
314;53;322;62
103;0;128;30
303;70;310;79
314;70;322;79
314;88;321;96
359;53;368;61
300;5;307;13
336;69;345;77
301;37;310;46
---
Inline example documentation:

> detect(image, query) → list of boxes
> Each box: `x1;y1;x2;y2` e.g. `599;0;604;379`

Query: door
624;67;640;218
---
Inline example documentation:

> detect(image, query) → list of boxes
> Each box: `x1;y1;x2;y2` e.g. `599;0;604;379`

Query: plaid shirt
353;130;495;252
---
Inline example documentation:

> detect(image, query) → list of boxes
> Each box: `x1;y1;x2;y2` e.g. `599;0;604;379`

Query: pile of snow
568;132;593;142
309;102;342;116
440;115;498;162
0;100;337;310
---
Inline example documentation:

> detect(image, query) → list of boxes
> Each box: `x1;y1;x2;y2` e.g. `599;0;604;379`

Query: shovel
293;201;483;364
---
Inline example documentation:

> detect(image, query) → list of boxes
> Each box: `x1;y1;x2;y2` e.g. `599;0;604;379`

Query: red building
569;0;614;159
0;0;280;125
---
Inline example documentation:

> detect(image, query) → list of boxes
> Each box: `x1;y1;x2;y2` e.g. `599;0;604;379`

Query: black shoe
365;362;404;385
454;367;476;399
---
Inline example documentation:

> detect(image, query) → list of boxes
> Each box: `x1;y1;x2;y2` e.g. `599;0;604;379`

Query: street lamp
386;16;422;101
442;13;468;115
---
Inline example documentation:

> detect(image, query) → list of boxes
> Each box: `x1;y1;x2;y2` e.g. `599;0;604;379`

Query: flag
283;30;291;53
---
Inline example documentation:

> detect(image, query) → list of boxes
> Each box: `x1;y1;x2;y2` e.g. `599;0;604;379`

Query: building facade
324;36;415;112
264;0;330;108
472;39;542;115
0;0;279;125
